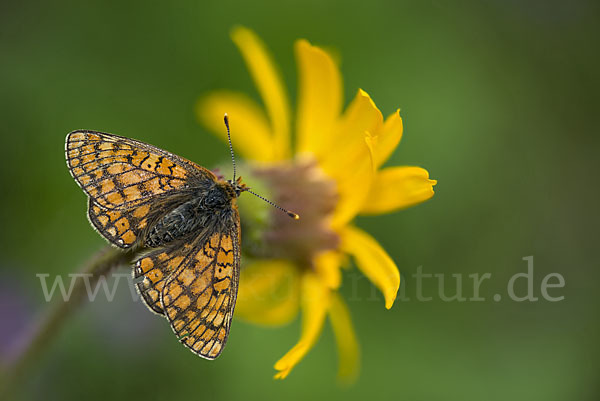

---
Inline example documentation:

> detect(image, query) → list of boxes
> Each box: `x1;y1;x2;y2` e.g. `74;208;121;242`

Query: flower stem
1;246;134;397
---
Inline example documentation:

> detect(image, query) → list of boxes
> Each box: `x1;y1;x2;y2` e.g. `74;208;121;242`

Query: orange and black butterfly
65;115;297;359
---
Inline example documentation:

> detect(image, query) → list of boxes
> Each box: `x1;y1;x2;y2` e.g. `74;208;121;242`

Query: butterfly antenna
246;189;300;220
223;113;236;182
224;114;299;220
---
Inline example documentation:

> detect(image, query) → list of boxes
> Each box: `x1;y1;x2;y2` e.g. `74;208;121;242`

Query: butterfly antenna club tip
245;189;300;220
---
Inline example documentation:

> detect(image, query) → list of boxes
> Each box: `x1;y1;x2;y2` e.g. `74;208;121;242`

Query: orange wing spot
195;251;212;265
213;277;231;293
100;179;115;193
68;132;85;142
149;268;163;281
156;159;174;175
171;166;188;179
200;328;215;342
81;144;95;155
118;169;150;186
213;312;225;327
81;154;96;166
146;289;159;303
141;154;161;170
88;187;98;197
174;295;191;310
155;280;167;292
114;149;133;158
200;296;218;319
138;218;147;229
167;282;183;300
217;328;227;341
123;185;142;202
214;292;228;311
94;170;104;179
196;291;211;309
78;174;92;186
169;256;185;270
143;177;161;192
179;269;196;286
220;235;233;251
133;204;150;218
158;252;169;261
208;344;221;358
97;215;109;226
72;167;85;177
68;148;80;158
206;309;218;322
140;257;154;272
121;230;136;244
191;274;209;295
201;340;215;354
217;251;234;267
130;152;149;167
192;324;207;337
68;143;84;152
115;217;130;233
87;133;101;141
106;192;124;205
166;307;178;318
210;234;220;249
173;319;186;332
192;339;205;352
92;204;101;214
98;142;114;151
83;160;100;172
106;210;121;221
70;158;80;167
107;164;125;175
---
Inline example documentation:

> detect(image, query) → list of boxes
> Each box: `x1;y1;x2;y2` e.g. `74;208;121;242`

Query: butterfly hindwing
134;242;197;315
161;213;240;360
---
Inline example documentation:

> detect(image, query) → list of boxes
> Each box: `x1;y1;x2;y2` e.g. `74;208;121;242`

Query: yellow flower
196;26;436;381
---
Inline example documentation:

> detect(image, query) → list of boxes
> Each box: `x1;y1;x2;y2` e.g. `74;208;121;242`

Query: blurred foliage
0;0;598;400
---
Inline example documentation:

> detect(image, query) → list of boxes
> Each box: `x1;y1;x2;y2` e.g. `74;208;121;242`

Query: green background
1;0;598;400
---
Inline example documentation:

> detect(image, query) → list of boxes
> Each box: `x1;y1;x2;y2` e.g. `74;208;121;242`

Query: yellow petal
373;110;403;168
236;259;300;326
196;91;276;162
316;90;382;226
274;272;330;379
231;26;290;160
314;250;343;289
340;226;400;309
329;293;360;383
330;135;375;228
295;39;342;155
319;89;383;173
360;166;437;215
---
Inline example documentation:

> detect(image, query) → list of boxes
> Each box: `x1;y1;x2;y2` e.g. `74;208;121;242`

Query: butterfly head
227;176;248;197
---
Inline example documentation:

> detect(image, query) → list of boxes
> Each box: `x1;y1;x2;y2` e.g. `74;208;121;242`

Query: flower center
240;157;339;267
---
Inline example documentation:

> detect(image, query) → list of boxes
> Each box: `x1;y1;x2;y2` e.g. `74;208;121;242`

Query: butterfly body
66;130;241;359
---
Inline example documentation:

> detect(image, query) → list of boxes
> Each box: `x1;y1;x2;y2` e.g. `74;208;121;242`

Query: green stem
1;246;134;398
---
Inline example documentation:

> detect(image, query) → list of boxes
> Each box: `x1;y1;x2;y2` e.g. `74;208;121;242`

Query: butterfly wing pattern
66;130;242;359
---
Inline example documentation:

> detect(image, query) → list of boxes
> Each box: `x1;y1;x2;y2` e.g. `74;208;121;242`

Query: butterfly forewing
66;129;242;359
66;130;214;210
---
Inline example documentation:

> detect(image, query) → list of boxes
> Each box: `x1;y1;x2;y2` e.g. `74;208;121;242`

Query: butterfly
65;114;298;359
